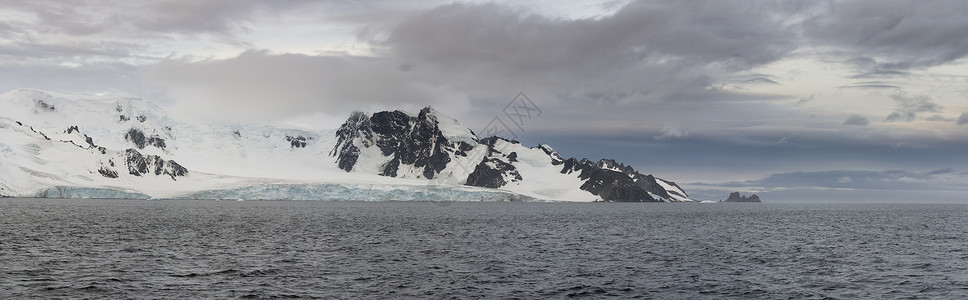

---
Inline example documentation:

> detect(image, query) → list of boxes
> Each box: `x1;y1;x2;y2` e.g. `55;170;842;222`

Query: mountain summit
0;89;692;202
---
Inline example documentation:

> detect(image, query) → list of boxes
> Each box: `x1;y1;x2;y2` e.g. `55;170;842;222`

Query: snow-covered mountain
0;89;692;202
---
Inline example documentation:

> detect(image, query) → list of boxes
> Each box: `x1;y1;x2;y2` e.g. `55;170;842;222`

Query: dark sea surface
2;199;968;299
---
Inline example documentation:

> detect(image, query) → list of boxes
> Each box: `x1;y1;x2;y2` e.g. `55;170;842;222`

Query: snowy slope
0;89;693;202
482;139;598;201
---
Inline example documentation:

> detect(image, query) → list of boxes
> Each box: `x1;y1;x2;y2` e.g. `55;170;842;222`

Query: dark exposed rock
561;158;657;202
633;174;672;200
125;128;146;148
124;149;188;180
136;115;147;123
64;126;98;149
116;104;129;122
596;159;637;176
327;107;690;202
579;169;658;202
98;167;118;178
723;192;761;203
461;137;524;189
561;157;675;202
538;144;564;165
479;136;519;147
332;108;459;179
126;149;148;176
286;135;308;148
455;142;474;157
125;128;166;150
381;157;401;177
659;179;689;199
85;136;95;148
561;158;595;176
337;144;360;172
167;161;188;179
466;157;522;188
233;130;242;138
332;112;371;171
34;128;50;140
147;136;166;150
34;99;55;112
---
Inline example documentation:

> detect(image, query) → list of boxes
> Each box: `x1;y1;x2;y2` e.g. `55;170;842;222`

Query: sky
2;0;968;202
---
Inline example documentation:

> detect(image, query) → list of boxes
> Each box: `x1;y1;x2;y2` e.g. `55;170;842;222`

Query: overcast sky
3;0;968;202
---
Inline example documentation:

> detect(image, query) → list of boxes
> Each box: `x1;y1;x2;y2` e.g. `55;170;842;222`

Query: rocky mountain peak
331;107;457;179
723;192;761;202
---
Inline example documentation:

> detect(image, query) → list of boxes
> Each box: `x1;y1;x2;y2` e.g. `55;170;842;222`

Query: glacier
35;186;150;199
177;183;536;202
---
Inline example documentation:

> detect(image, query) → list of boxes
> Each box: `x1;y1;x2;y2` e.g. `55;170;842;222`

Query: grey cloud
0;61;142;97
839;84;900;90
884;92;943;122
925;115;954;122
740;77;780;85
654;125;688;140
884;112;904;122
958;113;968;126
0;42;140;61
706;169;968;192
2;0;322;38
143;50;446;122
843;115;869;126
720;76;781;90
804;0;968;71
795;94;815;106
385;1;798;98
926;168;954;175
132;1;325;35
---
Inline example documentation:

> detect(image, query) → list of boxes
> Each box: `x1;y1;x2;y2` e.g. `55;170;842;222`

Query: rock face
124;149;188;180
331;108;460;179
560;157;692;202
723;192;761;202
464;136;521;188
125;128;167;150
330;107;693;202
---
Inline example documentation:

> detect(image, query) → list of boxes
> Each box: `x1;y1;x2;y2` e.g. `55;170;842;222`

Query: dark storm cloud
384;1;798;97
377;0;968;101
804;0;968;72
536;118;968;176
842;115;869;126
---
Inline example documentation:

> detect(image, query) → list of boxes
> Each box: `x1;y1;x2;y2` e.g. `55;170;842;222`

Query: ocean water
2;199;967;299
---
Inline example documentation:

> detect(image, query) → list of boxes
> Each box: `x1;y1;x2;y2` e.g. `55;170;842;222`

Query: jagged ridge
331;107;692;202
